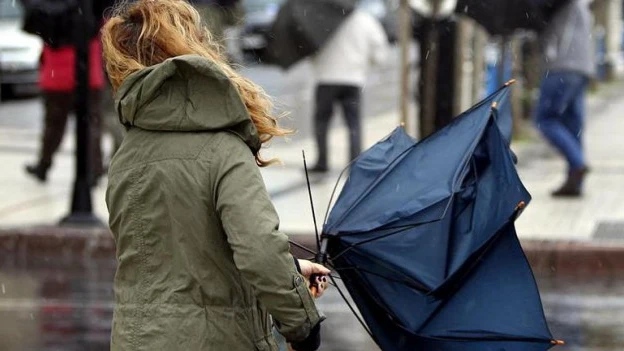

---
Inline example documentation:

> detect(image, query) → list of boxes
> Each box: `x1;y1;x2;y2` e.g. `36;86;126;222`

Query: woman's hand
297;260;330;298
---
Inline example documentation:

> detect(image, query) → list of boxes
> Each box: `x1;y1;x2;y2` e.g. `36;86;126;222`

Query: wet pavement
1;252;623;351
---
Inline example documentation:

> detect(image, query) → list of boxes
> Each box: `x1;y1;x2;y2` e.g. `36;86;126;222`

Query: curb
2;227;624;279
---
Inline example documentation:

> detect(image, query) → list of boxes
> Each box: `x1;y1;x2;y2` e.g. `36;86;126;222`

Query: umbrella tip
515;201;526;211
505;79;517;86
491;101;498;109
551;340;565;346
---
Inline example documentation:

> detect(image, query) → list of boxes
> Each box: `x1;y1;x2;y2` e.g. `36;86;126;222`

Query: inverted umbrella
263;0;356;69
297;83;564;350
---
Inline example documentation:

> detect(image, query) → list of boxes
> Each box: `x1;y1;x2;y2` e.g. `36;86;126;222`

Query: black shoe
25;163;48;183
551;167;589;198
308;165;329;174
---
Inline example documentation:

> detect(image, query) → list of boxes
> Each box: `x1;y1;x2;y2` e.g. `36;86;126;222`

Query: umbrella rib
327;273;374;339
332;217;443;261
333;266;422;290
323;159;356;226
333;246;431;293
335;222;419;237
332;258;416;334
302;150;321;251
288;240;317;256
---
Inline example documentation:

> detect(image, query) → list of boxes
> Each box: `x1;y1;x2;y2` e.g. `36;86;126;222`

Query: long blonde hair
101;0;290;166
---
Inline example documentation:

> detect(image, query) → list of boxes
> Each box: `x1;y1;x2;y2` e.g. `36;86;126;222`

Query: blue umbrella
302;83;564;350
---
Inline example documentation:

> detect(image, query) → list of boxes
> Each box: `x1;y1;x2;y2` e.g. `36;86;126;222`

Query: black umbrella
21;0;114;48
454;0;571;36
264;0;356;69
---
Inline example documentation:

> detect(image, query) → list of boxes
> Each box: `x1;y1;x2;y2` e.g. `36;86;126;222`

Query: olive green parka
106;55;321;351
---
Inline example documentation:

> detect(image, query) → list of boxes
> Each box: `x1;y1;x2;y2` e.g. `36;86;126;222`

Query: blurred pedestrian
309;8;389;173
25;43;105;184
102;1;328;350
535;0;595;197
22;0;105;183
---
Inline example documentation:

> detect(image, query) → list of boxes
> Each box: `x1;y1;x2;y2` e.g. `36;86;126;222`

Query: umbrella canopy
454;0;571;36
264;0;356;69
20;0;114;48
319;84;561;350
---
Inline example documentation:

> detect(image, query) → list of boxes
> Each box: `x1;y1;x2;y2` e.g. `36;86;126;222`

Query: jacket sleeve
211;133;321;342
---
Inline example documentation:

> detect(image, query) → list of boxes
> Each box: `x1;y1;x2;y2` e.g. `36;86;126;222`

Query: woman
101;1;328;350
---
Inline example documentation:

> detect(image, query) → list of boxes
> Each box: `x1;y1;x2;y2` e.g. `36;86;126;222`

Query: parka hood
115;55;261;154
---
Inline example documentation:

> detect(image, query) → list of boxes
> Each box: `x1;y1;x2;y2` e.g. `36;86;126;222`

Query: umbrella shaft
316;237;329;265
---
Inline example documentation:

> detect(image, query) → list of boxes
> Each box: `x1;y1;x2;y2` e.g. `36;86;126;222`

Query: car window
0;0;24;19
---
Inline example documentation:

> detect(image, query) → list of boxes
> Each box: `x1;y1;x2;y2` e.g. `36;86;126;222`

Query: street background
2;0;624;350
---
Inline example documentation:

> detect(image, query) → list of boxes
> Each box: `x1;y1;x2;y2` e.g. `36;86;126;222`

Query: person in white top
309;9;389;172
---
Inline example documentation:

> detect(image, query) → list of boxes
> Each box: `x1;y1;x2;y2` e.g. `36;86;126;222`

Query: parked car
239;0;398;59
0;0;43;96
239;0;284;58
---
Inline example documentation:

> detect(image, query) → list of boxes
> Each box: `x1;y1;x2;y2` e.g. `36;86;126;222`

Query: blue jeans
535;71;589;171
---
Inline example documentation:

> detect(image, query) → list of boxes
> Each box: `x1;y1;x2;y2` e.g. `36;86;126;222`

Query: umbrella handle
308;274;326;298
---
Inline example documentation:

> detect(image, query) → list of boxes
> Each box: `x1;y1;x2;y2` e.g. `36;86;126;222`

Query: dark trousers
313;84;362;168
38;90;103;175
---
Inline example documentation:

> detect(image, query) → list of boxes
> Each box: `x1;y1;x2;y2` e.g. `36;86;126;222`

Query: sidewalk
1;81;624;247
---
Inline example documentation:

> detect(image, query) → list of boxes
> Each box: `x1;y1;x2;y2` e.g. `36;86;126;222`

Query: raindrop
30;313;34;320
342;9;345;15
550;266;556;272
526;12;529;19
12;0;16;7
463;5;468;13
304;9;307;17
425;50;430;60
51;70;55;78
577;131;582;137
1;284;4;294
